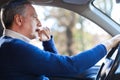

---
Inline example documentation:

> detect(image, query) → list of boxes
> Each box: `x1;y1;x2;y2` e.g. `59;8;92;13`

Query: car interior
0;0;120;80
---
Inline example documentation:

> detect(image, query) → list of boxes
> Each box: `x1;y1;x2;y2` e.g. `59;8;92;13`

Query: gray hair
1;0;31;29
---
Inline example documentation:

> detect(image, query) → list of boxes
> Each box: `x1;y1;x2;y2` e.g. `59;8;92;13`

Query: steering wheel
96;44;120;80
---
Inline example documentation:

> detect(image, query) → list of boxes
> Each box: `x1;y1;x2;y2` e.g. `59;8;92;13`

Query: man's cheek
31;21;37;32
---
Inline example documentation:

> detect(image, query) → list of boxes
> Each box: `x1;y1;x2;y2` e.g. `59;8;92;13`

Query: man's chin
29;35;36;39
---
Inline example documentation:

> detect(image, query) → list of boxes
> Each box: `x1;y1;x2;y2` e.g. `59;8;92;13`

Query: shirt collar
3;29;31;43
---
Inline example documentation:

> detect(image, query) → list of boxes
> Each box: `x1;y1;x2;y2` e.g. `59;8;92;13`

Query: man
0;0;120;80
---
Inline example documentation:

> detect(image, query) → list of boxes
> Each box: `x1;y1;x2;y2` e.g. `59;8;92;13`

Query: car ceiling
29;0;91;5
0;0;92;20
0;0;93;16
0;0;91;6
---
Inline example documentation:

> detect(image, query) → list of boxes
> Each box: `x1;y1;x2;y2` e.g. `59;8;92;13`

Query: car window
0;1;111;65
30;5;112;65
93;0;120;25
93;0;120;65
32;5;111;57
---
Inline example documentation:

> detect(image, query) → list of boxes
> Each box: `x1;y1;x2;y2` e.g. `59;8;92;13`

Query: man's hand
102;34;120;51
36;27;51;41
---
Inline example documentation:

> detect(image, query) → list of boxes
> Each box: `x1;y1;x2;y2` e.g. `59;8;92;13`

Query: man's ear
14;14;23;26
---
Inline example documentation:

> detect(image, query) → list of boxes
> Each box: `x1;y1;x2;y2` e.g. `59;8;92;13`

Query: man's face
21;4;41;39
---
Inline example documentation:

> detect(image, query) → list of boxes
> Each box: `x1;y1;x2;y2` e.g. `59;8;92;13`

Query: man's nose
37;19;42;27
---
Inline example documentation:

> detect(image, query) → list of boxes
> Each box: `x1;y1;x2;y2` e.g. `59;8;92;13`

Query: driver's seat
0;13;3;37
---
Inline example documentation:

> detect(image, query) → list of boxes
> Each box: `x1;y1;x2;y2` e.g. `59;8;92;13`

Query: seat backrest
0;7;4;37
0;21;3;37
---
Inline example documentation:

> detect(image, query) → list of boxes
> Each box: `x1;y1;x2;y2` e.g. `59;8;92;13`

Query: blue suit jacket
0;36;107;80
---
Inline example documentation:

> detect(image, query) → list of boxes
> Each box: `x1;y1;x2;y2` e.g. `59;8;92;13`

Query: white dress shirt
3;29;43;49
4;29;31;43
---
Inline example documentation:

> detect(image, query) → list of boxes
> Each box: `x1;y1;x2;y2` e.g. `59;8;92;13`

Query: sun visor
62;0;90;5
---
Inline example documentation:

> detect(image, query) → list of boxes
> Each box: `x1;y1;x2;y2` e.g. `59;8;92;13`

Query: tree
49;8;77;56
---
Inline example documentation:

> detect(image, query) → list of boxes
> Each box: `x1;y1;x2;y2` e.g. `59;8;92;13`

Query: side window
33;5;111;56
93;0;120;25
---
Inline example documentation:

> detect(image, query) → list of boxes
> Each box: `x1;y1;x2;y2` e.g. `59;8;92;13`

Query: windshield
93;0;120;25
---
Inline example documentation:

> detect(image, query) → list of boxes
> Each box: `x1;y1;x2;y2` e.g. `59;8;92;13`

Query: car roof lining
62;0;90;5
29;0;90;3
30;0;91;5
